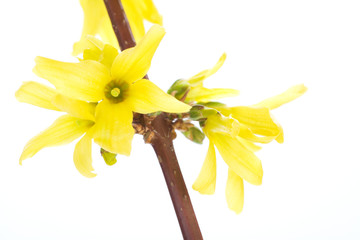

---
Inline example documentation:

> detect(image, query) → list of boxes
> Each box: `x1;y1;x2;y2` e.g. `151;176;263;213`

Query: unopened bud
189;105;218;121
167;79;190;100
182;127;205;144
101;148;117;166
199;101;227;108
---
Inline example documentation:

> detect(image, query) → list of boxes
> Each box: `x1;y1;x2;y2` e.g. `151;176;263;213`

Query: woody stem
103;0;203;239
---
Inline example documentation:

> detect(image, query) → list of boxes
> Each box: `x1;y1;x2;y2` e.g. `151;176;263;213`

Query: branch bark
103;0;203;239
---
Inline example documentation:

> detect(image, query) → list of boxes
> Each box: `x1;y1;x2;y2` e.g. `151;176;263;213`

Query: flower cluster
169;55;307;213
16;0;306;214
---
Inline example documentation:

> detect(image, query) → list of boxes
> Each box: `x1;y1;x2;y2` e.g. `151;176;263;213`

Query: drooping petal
93;100;134;155
253;84;307;110
34;57;111;102
15;81;60;111
188;53;227;85
142;0;163;25
192;142;216;194
237;123;277;144
127;79;190;114
207;132;263;185
73;0;117;56
52;94;96;121
226;168;244;214
19;115;94;164
73;131;96;178
111;25;165;84
122;0;146;42
186;86;239;103
218;106;282;138
237;137;262;152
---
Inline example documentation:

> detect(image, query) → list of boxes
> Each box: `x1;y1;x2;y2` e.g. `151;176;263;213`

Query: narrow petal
52;94;96;121
192;142;216;194
127;79;190;114
142;0;163;25
237;137;262;152
186;86;239;103
237;124;277;144
93;100;134;155
188;53;227;85
253;84;307;110
111;25;165;84
34;57;110;102
15;81;60;111
74;131;96;178
20;115;94;164
207;132;263;185
226;168;244;214
218;106;282;138
73;0;117;55
122;0;146;42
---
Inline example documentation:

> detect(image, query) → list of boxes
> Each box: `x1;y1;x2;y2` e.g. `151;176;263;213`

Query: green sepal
182;126;205;144
198;101;226;108
167;79;190;100
101;148;117;166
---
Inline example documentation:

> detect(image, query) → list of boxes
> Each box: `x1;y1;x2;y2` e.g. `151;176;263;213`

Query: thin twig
103;0;203;239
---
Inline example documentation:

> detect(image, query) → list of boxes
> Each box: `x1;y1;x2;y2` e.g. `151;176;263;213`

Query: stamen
111;88;121;97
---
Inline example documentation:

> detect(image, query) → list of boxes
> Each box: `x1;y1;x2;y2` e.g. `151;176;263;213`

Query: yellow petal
237;137;262;152
73;0;117;55
52;94;96;121
186;86;239;103
253;84;307;110
15;81;60;111
204;114;240;138
142;0;163;25
188;53;227;85
20;115;94;164
34;57;111;102
237;123;277;144
73;35;104;58
111;25;165;84
207;132;263;185
73;131;96;178
79;36;119;70
127;79;191;114
226;168;244;214
93;100;134;155
218;106;282;138
192;142;216;194
122;0;146;42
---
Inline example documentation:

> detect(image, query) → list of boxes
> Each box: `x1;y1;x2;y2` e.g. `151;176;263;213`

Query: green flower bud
189;105;218;121
199;101;227;108
167;79;190;100
182;126;205;144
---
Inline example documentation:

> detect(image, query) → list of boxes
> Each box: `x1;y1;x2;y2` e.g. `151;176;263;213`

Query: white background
1;0;360;239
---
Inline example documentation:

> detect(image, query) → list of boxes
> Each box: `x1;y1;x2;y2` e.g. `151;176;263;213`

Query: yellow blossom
73;0;163;55
16;25;190;178
192;85;307;213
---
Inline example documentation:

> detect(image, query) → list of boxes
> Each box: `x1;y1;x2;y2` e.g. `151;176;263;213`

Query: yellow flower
73;0;163;55
192;85;307;213
185;53;240;103
16;25;190;177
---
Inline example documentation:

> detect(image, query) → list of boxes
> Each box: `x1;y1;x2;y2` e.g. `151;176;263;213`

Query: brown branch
103;0;203;239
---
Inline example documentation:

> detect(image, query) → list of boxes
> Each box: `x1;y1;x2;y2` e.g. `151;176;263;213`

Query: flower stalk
103;0;203;239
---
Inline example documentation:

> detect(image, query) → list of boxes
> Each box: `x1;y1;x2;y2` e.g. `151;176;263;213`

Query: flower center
110;87;121;97
104;80;129;103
